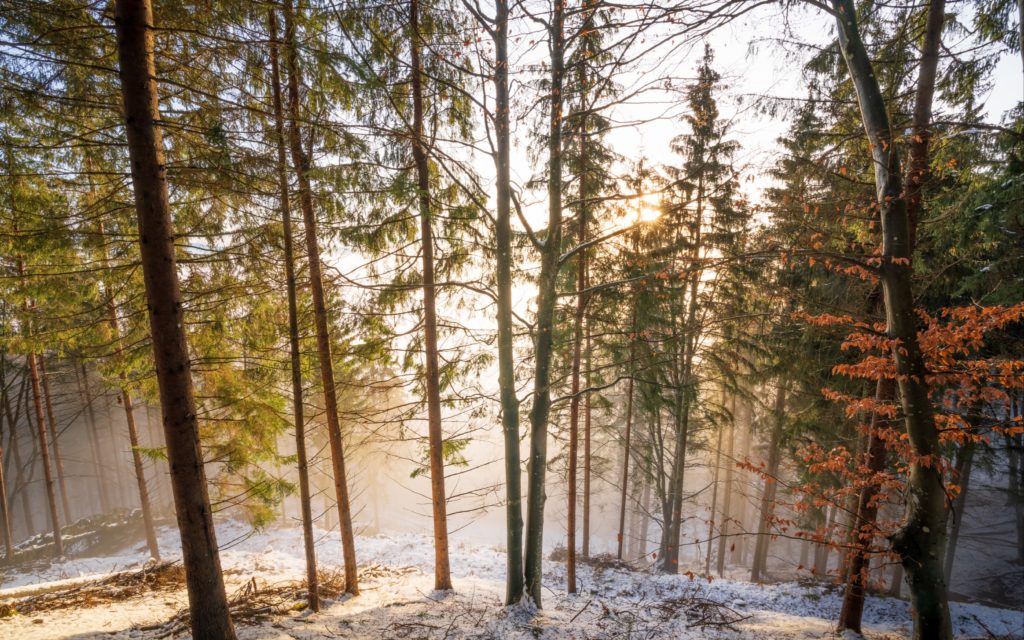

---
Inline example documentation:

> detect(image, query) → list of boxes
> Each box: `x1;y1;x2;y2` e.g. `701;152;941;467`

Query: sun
636;204;662;223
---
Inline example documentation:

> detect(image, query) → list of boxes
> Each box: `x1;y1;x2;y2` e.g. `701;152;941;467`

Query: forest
0;0;1021;638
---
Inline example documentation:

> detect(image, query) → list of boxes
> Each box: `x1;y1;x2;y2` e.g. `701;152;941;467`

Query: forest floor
0;519;1021;639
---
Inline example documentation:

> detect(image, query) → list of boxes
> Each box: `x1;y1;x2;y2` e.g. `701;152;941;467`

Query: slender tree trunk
732;397;752;566
751;382;787;583
488;0;524;605
122;388;160;560
831;1;952;636
409;0;453;592
839;377;895;632
267;7;319;612
26;352;62;555
582;325;592;559
705;400;725;575
98;221;159;560
566;182;589;593
37;358;72;525
113;0;235;635
76;363;111;515
523;0;565;606
904;0;945;247
716;395;736;576
943;440;974;587
638;471;651;560
616;359;635;560
281;0;359;595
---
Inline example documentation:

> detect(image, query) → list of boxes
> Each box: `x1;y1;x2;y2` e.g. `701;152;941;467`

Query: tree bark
751;382;786;583
409;0;453;592
523;0;565;606
616;352;636;560
267;7;319;612
281;0;359;596
582;325;592;559
488;0;524;605
831;0;953;637
113;0;236;635
705;393;725;575
566;176;588;592
716;395;736;576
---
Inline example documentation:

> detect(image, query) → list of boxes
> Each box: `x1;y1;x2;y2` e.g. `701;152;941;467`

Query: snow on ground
1;520;1021;639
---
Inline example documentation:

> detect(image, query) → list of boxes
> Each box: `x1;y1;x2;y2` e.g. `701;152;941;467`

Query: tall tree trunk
638;470;651;559
121;388;160;560
716;395;736;576
661;173;704;574
616;354;636;560
98;220;159;560
839;377;895;632
732;397;752;566
813;504;832;576
110;340;158;553
76;363;111;515
281;0;359;596
831;1;952;637
524;0;565;607
113;0;236;635
582;325;592;559
268;7;319;612
409;0;453;592
751;382;787;583
37;358;72;525
489;0;524;605
705;397;725;575
26;352;62;556
943;440;974;587
566;179;588;593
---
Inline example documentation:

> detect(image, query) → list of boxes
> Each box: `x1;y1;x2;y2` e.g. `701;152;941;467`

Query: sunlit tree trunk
488;0;524;605
524;0;565;606
267;7;319;611
716;395;736;576
751;382;787;582
113;0;235;635
616;336;636;560
281;0;359;595
409;0;453;592
566;184;588;592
